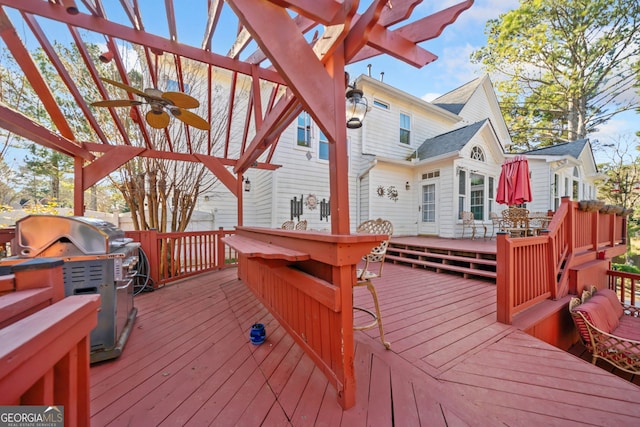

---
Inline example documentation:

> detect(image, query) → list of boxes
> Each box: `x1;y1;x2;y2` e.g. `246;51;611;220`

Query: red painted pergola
0;0;472;234
0;0;474;409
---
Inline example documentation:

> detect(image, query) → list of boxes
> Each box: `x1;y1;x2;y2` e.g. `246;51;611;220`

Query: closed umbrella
496;155;532;206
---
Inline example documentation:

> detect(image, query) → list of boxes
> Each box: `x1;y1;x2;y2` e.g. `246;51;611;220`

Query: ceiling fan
91;77;210;130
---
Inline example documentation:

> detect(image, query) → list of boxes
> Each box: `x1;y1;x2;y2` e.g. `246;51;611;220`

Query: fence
125;228;237;287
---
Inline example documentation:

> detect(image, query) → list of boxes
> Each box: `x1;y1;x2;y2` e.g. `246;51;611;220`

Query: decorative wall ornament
290;195;303;220
320;198;330;221
377;185;385;197
305;194;318;210
387;186;398;202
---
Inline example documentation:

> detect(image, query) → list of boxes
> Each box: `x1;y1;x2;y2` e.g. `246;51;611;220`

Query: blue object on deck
250;323;266;345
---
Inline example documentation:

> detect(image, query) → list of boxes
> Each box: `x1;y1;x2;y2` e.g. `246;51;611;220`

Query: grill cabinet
4;215;140;363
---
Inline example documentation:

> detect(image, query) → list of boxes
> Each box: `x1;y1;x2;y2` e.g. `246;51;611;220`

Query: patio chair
461;211;485;239
489;212;502;239
295;220;307;230
281;220;295;230
501;207;530;237
354;218;392;349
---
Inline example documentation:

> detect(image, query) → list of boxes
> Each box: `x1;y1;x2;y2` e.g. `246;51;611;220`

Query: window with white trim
470;146;485;162
399;113;410;144
297;113;311;147
319;131;329;161
422;184;436;222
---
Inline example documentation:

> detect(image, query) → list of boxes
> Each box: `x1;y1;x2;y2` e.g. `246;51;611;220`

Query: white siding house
196;74;601;238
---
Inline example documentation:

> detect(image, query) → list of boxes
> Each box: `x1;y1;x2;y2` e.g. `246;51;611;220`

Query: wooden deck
90;263;640;426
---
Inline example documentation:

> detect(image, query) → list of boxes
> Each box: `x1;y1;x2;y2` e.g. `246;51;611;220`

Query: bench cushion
589;294;620;332
573;299;613;334
613;316;640;341
596;288;624;318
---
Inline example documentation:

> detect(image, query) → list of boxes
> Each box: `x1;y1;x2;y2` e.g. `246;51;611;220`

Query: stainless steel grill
8;215;140;363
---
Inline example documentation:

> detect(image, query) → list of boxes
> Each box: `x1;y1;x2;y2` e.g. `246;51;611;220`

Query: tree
472;0;640;150
597;137;640;212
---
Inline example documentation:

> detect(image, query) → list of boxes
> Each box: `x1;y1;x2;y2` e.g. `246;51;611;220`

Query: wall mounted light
345;72;368;129
405;181;411;190
244;177;251;192
204;195;210;202
99;51;114;63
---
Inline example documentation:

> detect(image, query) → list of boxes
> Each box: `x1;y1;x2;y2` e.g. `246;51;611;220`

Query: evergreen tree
472;0;640;150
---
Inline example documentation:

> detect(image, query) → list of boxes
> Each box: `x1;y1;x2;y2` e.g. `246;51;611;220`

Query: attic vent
373;99;389;110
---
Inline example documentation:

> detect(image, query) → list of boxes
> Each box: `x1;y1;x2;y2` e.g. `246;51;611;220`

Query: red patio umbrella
496;155;532;206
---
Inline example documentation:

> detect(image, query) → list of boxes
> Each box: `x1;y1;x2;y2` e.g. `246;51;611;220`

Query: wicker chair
489;212;502;239
501;207;530;237
295;220;308;230
569;286;640;374
281;220;295;230
460;211;486;239
354;218;393;349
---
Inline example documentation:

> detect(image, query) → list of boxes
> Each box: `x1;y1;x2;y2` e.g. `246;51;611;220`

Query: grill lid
15;215;129;257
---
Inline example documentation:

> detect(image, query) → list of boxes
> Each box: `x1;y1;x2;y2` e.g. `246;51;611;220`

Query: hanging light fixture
244;177;251;192
345;72;368;129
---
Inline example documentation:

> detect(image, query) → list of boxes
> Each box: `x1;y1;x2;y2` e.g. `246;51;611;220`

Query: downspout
356;158;377;223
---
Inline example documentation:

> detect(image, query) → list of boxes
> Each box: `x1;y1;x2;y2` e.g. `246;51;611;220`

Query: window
399;113;410;144
166;79;190;93
470;146;485;162
488;176;495;215
421;170;440;180
297;113;311;147
318;131;329;161
373;99;389;109
422;184;436;222
458;170;466;218
554;174;560;210
470;173;485;220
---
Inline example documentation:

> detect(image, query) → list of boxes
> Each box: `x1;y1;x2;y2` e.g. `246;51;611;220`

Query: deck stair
386;240;496;281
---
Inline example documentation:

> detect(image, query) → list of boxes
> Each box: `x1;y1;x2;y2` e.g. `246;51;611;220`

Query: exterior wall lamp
345;72;368;129
244;177;251;192
405;181;411;191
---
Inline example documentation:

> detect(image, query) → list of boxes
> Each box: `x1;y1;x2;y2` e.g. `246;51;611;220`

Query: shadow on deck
90;264;640;426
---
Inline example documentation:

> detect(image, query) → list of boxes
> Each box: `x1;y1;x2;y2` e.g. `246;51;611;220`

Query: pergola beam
0;6;75;141
0;0;285;85
0;102;93;160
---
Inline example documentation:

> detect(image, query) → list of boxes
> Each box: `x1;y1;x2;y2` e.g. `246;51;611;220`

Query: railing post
563;197;575;254
496;232;512;324
217;227;226;269
133;230;160;288
540;229;557;299
592;210;599;251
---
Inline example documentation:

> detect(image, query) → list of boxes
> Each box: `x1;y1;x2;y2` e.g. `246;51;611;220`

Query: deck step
385;254;497;280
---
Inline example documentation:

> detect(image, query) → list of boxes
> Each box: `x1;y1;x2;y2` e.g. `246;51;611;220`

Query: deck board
91;263;640;426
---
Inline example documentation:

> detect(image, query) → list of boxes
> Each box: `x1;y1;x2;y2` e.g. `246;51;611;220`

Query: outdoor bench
569;286;640;374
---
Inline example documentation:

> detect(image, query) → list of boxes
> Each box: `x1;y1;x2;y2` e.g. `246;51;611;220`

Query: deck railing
608;269;640;307
497;198;627;324
0;258;99;426
126;228;237;286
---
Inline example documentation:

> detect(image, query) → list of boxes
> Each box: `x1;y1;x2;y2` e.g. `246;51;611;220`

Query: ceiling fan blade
170;108;210;130
162;91;200;109
91;99;143;108
145;110;170;129
101;77;148;98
